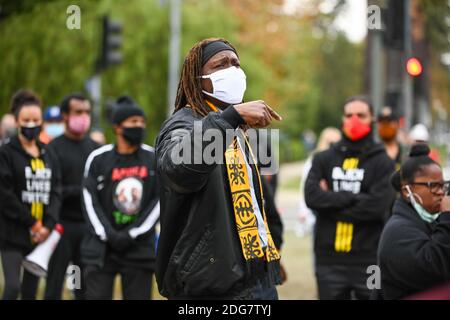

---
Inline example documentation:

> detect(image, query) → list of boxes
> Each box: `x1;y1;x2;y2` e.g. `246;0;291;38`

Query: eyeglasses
410;181;450;194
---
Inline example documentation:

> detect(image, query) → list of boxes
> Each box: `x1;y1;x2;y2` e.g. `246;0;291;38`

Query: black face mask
122;127;145;146
20;125;41;141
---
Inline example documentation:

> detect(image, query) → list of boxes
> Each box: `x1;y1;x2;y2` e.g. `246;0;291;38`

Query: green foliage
3;0;442;164
279;30;363;143
0;0;238;144
0;0;166;144
0;0;363;158
420;0;450;53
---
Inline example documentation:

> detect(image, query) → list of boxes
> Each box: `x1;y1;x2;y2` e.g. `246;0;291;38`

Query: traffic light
385;0;406;50
407;57;427;100
406;57;423;77
97;15;123;72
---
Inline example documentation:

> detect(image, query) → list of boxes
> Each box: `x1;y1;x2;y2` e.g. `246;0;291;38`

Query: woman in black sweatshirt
378;144;450;299
0;90;61;300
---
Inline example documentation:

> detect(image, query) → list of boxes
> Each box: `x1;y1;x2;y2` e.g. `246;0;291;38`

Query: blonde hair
316;127;341;152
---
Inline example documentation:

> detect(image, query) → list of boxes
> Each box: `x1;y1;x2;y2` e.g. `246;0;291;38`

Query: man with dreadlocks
155;38;283;299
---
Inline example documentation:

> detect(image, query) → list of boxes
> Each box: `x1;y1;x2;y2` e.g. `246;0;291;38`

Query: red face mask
343;115;371;141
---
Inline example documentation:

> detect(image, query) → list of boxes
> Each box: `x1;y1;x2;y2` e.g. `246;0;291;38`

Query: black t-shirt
48;135;100;222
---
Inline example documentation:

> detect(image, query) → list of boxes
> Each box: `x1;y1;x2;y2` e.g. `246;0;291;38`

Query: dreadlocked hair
174;38;237;117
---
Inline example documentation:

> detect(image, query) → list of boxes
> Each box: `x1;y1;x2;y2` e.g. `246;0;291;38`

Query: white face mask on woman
201;66;247;105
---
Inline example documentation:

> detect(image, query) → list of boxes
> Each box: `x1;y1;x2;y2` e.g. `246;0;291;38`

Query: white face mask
201;66;247;105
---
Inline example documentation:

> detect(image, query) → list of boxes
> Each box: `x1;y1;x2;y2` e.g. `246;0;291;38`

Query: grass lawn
0;231;316;300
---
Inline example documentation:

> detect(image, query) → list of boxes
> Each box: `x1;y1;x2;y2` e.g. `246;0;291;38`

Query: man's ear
113;125;121;136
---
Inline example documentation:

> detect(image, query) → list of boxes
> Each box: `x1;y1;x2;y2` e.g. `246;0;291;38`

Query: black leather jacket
155;106;281;299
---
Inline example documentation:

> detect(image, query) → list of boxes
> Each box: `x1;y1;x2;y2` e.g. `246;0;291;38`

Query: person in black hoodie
81;96;159;300
378;144;450;299
305;96;396;300
44;93;100;300
156;38;283;300
0;90;61;300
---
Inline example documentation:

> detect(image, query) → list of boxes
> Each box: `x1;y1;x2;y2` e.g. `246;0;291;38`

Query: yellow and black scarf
225;136;280;263
205;101;281;283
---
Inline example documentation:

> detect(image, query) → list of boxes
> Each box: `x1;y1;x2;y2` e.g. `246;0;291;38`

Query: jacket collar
113;143;141;157
333;132;385;158
8;135;45;158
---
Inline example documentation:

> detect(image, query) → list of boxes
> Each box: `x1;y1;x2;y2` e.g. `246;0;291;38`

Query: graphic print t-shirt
111;165;148;226
22;158;52;222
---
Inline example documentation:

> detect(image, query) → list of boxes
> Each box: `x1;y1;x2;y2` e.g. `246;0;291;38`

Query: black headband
201;41;237;66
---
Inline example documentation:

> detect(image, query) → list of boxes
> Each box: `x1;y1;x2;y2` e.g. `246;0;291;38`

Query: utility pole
167;0;181;116
369;30;383;118
402;0;413;130
367;0;384;118
86;75;102;130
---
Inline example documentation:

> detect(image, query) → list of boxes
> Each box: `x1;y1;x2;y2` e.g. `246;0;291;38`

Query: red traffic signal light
406;57;423;77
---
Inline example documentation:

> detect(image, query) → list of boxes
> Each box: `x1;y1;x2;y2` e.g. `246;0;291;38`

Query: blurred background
0;0;449;299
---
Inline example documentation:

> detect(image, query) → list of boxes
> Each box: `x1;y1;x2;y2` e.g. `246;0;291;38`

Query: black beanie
112;96;145;125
